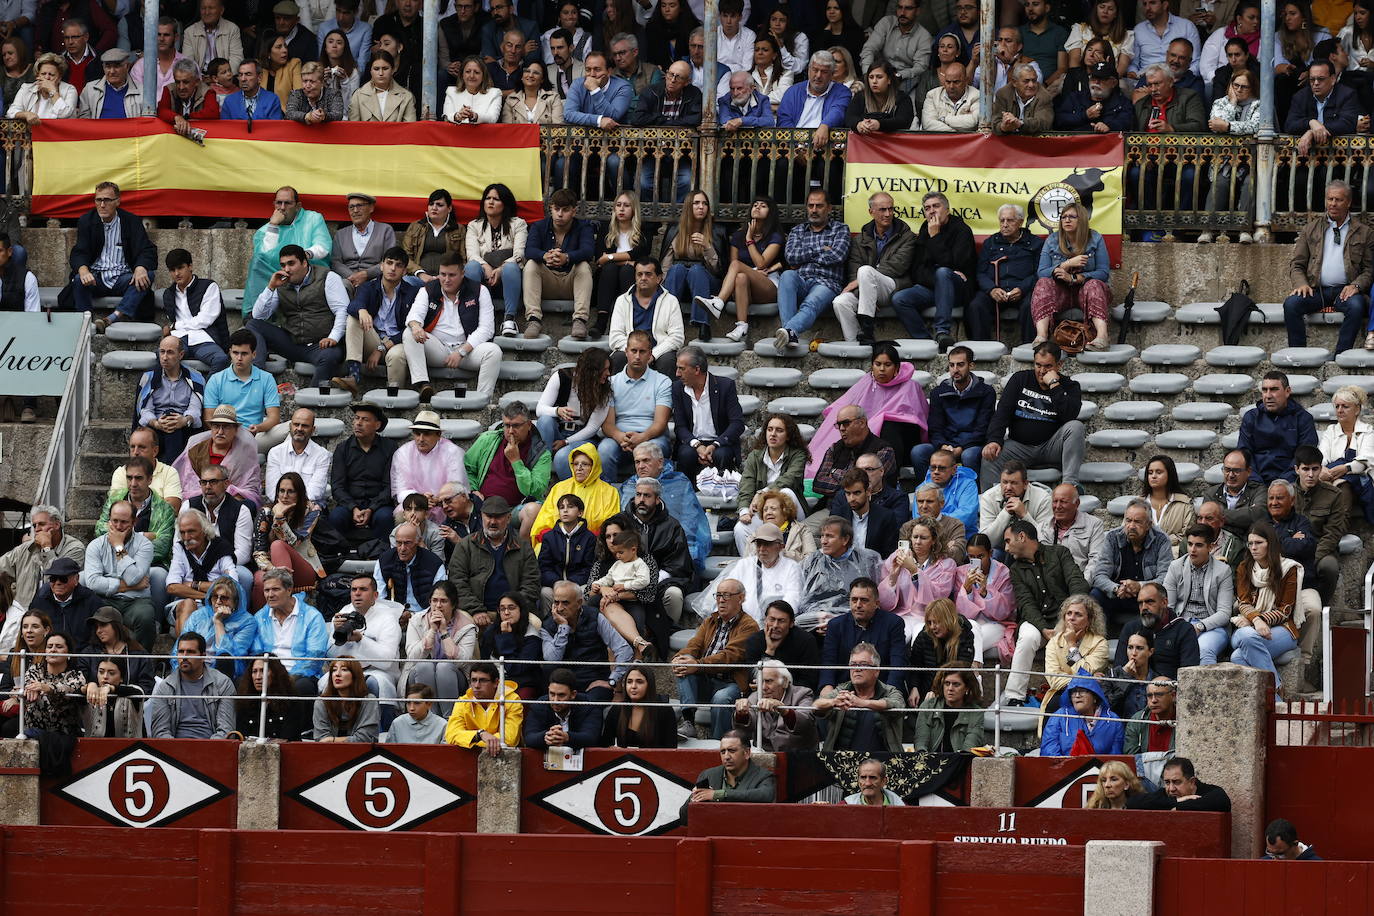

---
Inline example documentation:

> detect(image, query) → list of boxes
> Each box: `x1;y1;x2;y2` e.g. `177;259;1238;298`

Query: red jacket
157;85;220;123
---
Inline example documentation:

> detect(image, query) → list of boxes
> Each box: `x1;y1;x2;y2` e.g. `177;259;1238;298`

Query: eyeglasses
94;197;118;204
211;594;234;605
199;477;226;485
1222;467;1247;475
835;418;854;430
717;591;743;599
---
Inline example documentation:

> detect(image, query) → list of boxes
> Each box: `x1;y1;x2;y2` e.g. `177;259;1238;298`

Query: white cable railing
32;311;92;513
10;650;1178;751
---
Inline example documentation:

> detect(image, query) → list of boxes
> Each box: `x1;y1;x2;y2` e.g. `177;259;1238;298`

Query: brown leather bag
1051;319;1090;354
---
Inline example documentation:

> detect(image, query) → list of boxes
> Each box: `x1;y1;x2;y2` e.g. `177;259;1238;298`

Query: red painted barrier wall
1156;858;1374;916
1012;755;1137;807
1266;746;1374;861
686;804;1230;858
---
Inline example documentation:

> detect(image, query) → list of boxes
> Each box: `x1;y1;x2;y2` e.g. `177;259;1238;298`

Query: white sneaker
726;321;748;342
773;327;791;351
1197;232;1213;244
706;296;725;318
501;319;518;337
1239;232;1254;244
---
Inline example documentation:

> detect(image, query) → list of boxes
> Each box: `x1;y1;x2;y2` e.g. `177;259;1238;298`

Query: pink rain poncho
806;361;930;479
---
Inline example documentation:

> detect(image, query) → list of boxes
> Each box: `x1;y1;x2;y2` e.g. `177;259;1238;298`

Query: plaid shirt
784;221;850;293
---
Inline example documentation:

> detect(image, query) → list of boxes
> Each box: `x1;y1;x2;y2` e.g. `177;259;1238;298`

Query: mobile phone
898;540;909;553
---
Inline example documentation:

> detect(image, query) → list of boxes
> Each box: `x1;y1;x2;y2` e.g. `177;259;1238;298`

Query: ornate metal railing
1123;133;1255;238
1270;135;1374;233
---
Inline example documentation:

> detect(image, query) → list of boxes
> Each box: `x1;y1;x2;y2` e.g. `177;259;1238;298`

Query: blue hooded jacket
250;595;331;678
619;459;712;572
179;573;257;678
1040;671;1124;757
921;464;980;538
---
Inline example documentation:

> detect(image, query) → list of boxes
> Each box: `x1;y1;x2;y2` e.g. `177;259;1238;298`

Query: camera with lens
333;610;367;645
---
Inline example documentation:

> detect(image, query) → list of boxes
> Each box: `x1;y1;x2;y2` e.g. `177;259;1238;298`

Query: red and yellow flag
843;133;1125;267
30;118;545;223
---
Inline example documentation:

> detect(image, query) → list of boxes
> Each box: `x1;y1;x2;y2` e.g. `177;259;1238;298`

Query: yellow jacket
530;442;623;551
443;681;524;748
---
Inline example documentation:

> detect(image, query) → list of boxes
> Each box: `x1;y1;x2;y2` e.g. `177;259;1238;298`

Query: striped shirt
93;215;128;286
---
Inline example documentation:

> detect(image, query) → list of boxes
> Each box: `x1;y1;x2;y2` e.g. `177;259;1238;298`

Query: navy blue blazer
219;90;284;120
346;278;421;344
525;217;596;269
68;207;158;275
1283;82;1360;136
671;374;745;453
522;692;605;749
829;498;901;559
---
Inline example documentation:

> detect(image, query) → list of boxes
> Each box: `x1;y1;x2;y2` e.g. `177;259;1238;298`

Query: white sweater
443;87;504;123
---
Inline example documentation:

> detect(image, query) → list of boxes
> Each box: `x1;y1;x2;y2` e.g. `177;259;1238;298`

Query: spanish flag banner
843;133;1124;267
29;118;545;224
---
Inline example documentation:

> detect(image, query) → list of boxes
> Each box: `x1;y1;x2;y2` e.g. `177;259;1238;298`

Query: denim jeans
465;258;523;319
1282;286;1370;353
1186;619;1231;666
185;339;230;373
676;672;738;739
665;263;720;323
777;270;838;335
597;432;670;484
246;317;345;386
1230;624;1299;688
639;159;693;204
70;269;153;319
910;443;982;484
891;267;971;338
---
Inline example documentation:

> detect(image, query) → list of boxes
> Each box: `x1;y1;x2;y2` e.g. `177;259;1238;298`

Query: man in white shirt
265;407;331;502
921;61;979;132
248;243;349;388
326;573;403;720
714;0;755;74
401;251;502;406
162;247;230;372
719;523;801;622
978;460;1052;547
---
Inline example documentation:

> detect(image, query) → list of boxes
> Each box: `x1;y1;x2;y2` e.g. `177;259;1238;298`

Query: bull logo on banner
54;742;232;827
530;755;694;836
1027;168;1113;233
288;749;473;831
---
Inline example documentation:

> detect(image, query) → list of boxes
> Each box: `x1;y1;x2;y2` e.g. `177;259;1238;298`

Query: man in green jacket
1124;676;1177;755
1002;518;1089;706
463;401;552;541
446;496;541;628
681;730;777;821
95;456;177;615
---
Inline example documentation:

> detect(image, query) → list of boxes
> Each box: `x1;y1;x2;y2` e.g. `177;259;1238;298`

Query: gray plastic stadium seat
1155;429;1217;450
104;321;163;343
956;340;1006;361
293;388;353;408
738;395;761;416
337;559;374;575
379;422;412;439
1271;347;1332;368
1079;494;1101;513
1141;344;1202;366
1220;431;1240;449
808;368;865;390
557;335;611;355
1310;403;1336;422
913;370;934;388
1027;468;1062;484
1079;462;1135;483
314;418;345;437
1111;300;1170;322
222;289;245;310
752;339;803;358
441;419;483;440
704;555;737;575
363;388;420;409
1087;429;1150;449
497;334;552;352
183;360;210;373
1010;344;1035;363
1107;495;1135;516
670;629;696;652
895;339;939;360
1170;463;1202;484
1078;401;1099;421
500;391;544;410
708;365;739;382
38;287;62;308
431;390;490;411
1336;349;1374;369
766;396;828;418
750;302;779;317
542;299;573;314
1103;400;1165;422
100;350;156;371
499;361;546;382
1204;463;1223;485
1323;375;1374;395
1340;534;1363;556
696;339;747;357
293;361;316;377
1192;374;1253;397
1286;375;1319;396
1205;346;1265;368
1129;373;1190;395
817;341;873;359
743;367;803;388
798;424;816;443
1172;402;1233;422
698;494;738;511
1077;344;1137;366
1174;302;1222;324
262;355;288;375
1075;372;1126;394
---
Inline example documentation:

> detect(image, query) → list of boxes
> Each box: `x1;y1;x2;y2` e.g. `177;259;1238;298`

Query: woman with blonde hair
444;54;503;123
1085;760;1144;809
908;597;975;702
1044;593;1110;712
1319;385;1374;520
743;489;816;561
6;52;75;122
1030;201;1111;350
593;190;652;339
880;517;958;644
827;45;862;93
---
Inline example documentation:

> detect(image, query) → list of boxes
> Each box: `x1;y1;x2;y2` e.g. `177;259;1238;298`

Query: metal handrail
32;311;92;514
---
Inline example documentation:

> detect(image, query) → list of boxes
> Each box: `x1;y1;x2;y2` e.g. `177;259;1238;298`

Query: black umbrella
1215;279;1263;346
1116;270;1139;345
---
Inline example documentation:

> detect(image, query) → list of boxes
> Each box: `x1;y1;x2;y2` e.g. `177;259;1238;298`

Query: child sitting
539;493;598;598
385;684;448;744
590;530;652;597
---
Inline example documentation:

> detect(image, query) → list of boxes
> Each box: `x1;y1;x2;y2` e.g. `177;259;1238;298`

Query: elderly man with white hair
619;440;712;572
731;658;818;753
712;523;802;623
912;483;968;565
165;508;239;633
1037;482;1105;577
0;505;87;645
776;50;852;148
965;203;1044;342
831;192;918;347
